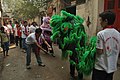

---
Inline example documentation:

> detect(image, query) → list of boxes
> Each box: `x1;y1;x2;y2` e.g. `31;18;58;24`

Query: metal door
104;0;120;31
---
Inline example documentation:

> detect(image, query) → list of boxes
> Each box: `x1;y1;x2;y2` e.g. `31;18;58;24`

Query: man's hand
42;49;49;54
48;47;52;50
23;31;29;36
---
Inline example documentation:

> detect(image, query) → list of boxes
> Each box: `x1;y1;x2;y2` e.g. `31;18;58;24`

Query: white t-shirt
29;25;36;33
7;24;13;34
14;24;18;36
95;28;120;73
26;33;44;44
3;26;9;34
21;26;29;38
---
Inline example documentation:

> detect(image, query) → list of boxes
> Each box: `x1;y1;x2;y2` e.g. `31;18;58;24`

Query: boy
0;27;9;57
92;11;120;80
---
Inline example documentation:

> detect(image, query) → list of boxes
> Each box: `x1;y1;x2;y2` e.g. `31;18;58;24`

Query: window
76;0;86;5
107;0;115;9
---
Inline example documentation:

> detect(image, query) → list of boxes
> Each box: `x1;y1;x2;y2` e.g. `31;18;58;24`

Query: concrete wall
54;0;63;14
50;0;105;37
76;0;104;37
76;0;98;37
97;0;104;32
34;16;40;25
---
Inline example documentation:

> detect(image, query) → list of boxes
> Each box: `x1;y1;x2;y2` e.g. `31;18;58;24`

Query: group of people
0;11;120;80
0;16;55;68
0;20;18;57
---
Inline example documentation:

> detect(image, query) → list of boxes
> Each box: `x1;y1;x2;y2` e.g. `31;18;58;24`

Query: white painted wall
76;0;104;37
34;16;40;25
51;0;105;37
97;0;104;32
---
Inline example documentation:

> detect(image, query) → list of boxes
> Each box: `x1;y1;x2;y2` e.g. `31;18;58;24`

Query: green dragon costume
50;10;97;75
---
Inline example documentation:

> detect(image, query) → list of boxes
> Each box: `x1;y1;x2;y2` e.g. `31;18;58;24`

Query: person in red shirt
14;21;19;46
18;24;22;48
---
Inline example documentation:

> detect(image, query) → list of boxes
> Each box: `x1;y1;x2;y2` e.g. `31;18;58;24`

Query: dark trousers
22;38;26;50
92;68;114;80
26;44;42;66
15;36;19;46
1;41;9;56
10;33;14;44
19;37;22;48
15;36;22;48
70;56;83;80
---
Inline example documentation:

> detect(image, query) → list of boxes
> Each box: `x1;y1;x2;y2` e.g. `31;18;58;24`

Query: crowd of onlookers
0;17;55;69
0;20;39;53
0;16;55;57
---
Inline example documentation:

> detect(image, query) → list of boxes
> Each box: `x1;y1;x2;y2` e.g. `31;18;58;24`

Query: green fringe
50;10;97;75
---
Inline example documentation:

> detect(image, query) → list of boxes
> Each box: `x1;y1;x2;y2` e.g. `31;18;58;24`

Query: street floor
0;45;120;80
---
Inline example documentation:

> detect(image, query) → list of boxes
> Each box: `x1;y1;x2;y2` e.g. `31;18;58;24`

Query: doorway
65;5;76;15
104;0;120;31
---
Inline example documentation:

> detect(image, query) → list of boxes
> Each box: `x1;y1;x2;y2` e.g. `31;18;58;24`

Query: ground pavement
0;45;120;80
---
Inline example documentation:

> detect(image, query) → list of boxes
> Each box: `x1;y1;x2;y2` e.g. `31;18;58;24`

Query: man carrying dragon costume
50;10;97;80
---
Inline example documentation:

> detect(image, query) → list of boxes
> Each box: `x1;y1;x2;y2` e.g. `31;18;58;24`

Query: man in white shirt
92;11;120;80
25;28;52;69
29;22;37;33
21;21;29;52
3;23;9;35
7;21;14;44
14;21;20;46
